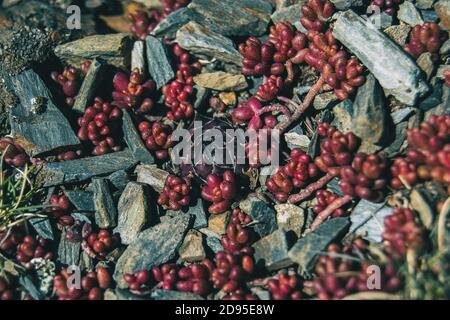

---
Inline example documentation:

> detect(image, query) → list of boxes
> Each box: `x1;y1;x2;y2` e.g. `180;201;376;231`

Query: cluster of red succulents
232;97;281;131
207;251;255;294
123;269;152;294
369;0;403;16
383;208;427;259
48;194;74;226
221;208;256;254
0;276;18;300
158;175;192;210
266;149;320;202
304;240;402;299
53;267;111;300
51;61;91;107
222;289;257;300
340;152;388;202
256;75;285;102
201;171;237;214
267;273;302;300
112;69;157;115
163;44;201;121
77;97;123;156
56;149;83;162
138;121;173;160
0;137;29;167
313;190;347;218
82;229;120;259
0;229;53;268
129;10;163;40
161;0;190;16
315;122;359;175
390;157;419;189
239;22;307;78
295;31;365;100
150;263;212;295
404;22;448;61
300;0;335;32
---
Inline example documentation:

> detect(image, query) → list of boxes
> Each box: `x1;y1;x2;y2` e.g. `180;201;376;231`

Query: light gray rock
275;203;305;237
145;36;175;89
330;0;364;10
135;164;169;193
349;200;391;243
271;3;305;31
398;1;424;26
92;178;117;229
440;39;450;55
176;22;243;66
73;58;106;114
253;229;293;272
151;7;203;39
415;0;436;10
114;214;193;288
178;229;206;263
333;10;429;106
131;41;145;73
368;12;393;29
114;182;152;245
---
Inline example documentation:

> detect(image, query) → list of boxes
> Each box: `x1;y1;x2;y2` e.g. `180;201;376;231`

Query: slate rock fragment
193;72;248;91
73;58;106;114
92;178;118;229
253;229;293;272
178;229;206;263
249;201;278;238
145;36;175;89
349;200;392;243
122;110;155;164
64;191;95;213
57;229;81;266
151;7;203;39
151;289;204;300
135;164;169;193
114;214;193;288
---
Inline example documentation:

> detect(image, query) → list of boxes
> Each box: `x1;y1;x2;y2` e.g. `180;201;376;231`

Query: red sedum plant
158;175;192;210
201;170;237;214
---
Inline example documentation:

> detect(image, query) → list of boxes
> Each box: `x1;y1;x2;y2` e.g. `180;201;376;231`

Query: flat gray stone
41;149;138;187
187;198;208;229
92;178;117;229
73;58;106;114
333;10;429;106
288;217;350;272
145;36;175;89
253;229;293;272
122;110;155;164
398;1;424;26
249;201;278;238
131;41;145;73
57;229;81;266
271;4;305;31
349;200;392;243
151;7;203;39
114;182;152;245
151;289;204;300
176;22;243;66
64;190;95;212
135;164;169;193
330;0;364;10
114;214;193;288
5;69;80;157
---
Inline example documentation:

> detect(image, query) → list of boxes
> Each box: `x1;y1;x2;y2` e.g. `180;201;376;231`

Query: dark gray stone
72;58;106;114
92;178;117;229
187;198;208;229
54;34;133;69
122;110;155;164
107;170;131;191
253;229;293;272
114;214;193;288
352;74;387;153
421;9;439;22
29;217;53;240
249;201;278;238
151;7;203;39
151;289;204;300
57;230;81;266
114;182;152;245
271;4;305;31
349;200;392;243
145;36;175;89
64;190;95;212
188;0;273;37
330;0;364;10
41;149;138;187
333;10;429;105
176;22;243;66
5;69;80;157
288;217;350;272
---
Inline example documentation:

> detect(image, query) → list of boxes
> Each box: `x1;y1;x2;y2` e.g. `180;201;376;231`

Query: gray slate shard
249;201;278;238
54;34;133;69
151;289;204;300
253;229;293;272
271;4;305;31
352;74;387;153
391;107;414;124
288;217;350;272
114;214;193;288
419;79;443;110
131;41;146;73
145;36;175;89
176;22;243;66
333;10;429;106
108;170;131;191
92;178;118;229
367;11;393;29
41;149;138;187
187;198;208;229
122;110;155;164
30;217;54;240
6;69;80;157
188;0;273;37
73;58;105;114
57;230;81;266
64;190;95;212
204;233;224;253
397;1;424;26
115;288;149;300
114;182;152;245
151;7;203;39
349;200;392;242
384;121;408;157
330;0;364;10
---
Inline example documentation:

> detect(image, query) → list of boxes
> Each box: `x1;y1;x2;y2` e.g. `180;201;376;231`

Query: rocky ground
0;0;449;300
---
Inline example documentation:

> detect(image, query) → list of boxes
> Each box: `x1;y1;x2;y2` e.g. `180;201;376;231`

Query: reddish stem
288;172;335;204
276;76;325;133
311;195;353;230
259;105;292;122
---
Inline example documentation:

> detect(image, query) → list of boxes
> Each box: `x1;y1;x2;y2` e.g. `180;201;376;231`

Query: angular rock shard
73;58;106;114
114;214;193;288
122;110;155;164
176;22;243;66
5;69;80;157
92;178;117;229
333;10;429;106
54;33;133;69
145;36;175;89
253;229;293;272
